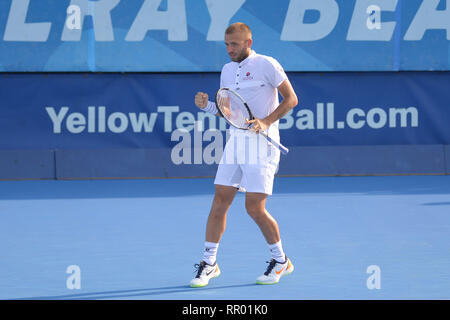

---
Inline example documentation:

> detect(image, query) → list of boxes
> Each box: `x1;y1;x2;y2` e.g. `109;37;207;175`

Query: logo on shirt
243;72;253;81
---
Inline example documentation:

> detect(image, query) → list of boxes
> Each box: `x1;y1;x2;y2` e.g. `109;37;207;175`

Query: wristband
203;101;218;114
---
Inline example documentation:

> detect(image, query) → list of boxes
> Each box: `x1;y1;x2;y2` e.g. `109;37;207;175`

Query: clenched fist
195;92;208;109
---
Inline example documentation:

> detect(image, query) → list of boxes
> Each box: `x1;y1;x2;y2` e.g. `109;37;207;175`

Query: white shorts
214;130;280;195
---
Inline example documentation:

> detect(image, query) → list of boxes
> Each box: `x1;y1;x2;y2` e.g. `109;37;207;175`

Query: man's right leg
206;184;238;243
190;184;237;288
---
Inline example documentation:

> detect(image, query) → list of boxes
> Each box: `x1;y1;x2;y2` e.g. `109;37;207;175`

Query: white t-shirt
219;50;287;139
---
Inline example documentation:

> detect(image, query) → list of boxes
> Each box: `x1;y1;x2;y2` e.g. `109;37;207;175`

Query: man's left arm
248;79;298;132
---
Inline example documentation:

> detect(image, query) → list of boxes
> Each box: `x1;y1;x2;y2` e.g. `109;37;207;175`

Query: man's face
225;31;251;63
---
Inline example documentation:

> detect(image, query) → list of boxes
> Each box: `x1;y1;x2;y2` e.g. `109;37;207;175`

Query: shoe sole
256;280;279;285
190;270;221;288
255;264;294;285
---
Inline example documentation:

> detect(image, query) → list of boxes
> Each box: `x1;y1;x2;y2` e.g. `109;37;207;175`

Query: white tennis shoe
190;261;221;288
256;256;294;285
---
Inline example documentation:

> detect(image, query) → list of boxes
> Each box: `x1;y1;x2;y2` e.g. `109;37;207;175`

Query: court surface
1;175;449;300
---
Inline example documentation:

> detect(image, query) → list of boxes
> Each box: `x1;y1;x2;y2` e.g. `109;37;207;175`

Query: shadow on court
13;283;257;300
421;201;450;206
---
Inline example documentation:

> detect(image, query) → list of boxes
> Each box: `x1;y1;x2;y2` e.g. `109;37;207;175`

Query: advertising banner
0;0;449;72
1;72;449;151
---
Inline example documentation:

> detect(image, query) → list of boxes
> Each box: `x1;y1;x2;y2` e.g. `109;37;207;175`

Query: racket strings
217;90;251;129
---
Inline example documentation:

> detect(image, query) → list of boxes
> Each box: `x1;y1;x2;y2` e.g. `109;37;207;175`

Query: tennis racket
215;87;289;155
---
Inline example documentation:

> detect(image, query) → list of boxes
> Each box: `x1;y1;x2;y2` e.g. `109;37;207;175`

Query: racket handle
260;132;289;155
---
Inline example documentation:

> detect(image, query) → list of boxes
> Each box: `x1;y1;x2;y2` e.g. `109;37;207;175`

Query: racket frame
214;87;289;155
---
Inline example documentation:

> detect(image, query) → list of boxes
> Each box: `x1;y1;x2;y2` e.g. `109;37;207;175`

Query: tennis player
190;22;298;287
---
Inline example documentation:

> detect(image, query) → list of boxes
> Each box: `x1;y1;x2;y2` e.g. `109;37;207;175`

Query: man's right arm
195;91;221;117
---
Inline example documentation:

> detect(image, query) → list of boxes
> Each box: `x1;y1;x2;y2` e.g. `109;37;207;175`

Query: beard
230;48;250;63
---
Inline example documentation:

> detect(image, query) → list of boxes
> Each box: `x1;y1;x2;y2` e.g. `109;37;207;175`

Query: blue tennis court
1;175;449;300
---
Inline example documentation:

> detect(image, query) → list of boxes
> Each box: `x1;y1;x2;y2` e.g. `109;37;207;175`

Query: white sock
268;240;286;263
202;241;219;265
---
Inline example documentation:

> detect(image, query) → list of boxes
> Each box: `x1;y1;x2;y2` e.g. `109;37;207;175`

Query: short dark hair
225;22;252;38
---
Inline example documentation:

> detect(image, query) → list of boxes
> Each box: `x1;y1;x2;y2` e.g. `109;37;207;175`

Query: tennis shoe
256;256;294;285
190;261;221;288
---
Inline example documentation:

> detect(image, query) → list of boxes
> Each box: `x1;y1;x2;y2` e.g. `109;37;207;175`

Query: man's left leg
245;192;294;285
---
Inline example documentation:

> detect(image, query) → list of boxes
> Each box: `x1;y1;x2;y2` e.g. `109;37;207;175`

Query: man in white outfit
190;22;298;287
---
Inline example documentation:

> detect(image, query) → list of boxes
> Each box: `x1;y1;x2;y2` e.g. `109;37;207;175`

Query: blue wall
1;0;449;179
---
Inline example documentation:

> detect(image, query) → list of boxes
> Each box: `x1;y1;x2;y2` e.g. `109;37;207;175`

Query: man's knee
245;195;267;221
